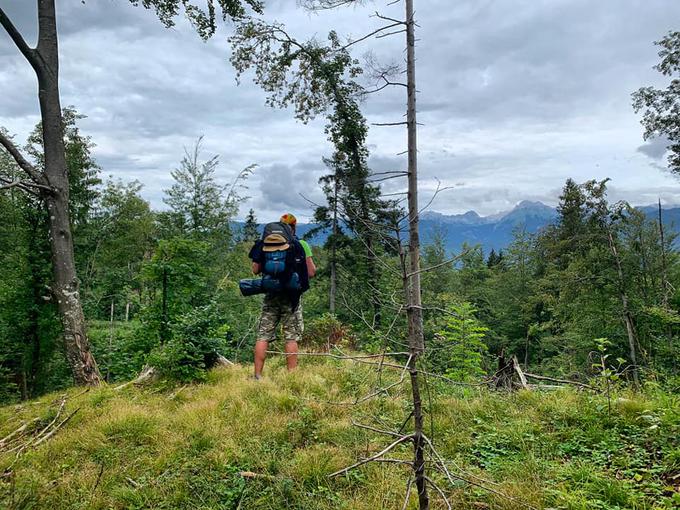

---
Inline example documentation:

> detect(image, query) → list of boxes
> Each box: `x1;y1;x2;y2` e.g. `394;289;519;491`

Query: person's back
249;213;315;378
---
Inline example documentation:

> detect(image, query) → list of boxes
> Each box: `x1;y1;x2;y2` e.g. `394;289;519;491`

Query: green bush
147;303;230;382
88;320;153;382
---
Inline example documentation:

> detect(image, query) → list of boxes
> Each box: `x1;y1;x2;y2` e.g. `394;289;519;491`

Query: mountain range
253;201;680;253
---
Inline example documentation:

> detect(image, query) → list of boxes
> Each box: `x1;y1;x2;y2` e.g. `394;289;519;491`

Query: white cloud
1;0;679;221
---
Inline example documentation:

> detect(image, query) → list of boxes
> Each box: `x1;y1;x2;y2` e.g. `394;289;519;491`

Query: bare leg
254;340;268;377
284;341;298;371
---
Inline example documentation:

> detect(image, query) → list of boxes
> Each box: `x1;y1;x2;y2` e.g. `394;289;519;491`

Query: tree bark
0;0;102;386
330;174;338;314
404;0;428;508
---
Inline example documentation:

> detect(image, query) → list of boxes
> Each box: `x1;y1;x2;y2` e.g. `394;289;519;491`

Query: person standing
249;213;316;378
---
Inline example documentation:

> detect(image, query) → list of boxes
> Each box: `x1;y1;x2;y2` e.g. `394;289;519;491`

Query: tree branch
342;21;403;50
0;179;46;197
524;372;595;390
406;247;473;278
0;131;47;186
329;434;413;477
375;28;406;39
0;7;40;71
401;477;414;510
372;11;405;25
424;476;452;510
351;420;403;438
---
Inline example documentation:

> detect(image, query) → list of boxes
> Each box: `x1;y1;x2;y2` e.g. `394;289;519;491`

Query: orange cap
280;213;297;226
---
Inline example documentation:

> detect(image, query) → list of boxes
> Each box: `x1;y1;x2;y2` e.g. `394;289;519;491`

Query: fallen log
114;365;157;391
0;418;40;449
523;373;595;390
215;353;234;367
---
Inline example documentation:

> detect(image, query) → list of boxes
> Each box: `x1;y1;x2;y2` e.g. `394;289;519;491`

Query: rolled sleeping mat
239;273;302;297
261;274;301;292
239;278;264;296
262;276;283;293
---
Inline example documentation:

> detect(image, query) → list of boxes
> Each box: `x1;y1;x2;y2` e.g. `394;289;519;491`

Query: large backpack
261;222;301;292
240;222;308;301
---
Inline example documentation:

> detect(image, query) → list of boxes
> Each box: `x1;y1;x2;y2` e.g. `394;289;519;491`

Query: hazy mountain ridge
242;201;680;253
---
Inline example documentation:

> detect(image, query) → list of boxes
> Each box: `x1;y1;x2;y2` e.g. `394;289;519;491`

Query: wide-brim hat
263;233;290;252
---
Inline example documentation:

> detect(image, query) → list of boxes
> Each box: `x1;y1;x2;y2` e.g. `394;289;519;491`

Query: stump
493;353;528;391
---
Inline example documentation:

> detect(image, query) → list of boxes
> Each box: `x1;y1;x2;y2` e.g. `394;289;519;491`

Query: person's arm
299;239;316;278
306;257;316;278
248;241;263;275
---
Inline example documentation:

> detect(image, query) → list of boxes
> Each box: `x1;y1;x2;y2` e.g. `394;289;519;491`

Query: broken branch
329;434;413;477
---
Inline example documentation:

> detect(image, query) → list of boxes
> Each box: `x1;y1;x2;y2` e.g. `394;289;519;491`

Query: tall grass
1;355;678;509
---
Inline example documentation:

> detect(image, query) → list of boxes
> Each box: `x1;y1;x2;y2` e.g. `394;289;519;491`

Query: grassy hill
0;356;678;509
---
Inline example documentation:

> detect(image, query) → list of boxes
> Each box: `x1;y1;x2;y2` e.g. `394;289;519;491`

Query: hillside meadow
0;356;678;510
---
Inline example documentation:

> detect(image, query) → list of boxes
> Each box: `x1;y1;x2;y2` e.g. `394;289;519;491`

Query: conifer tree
241;208;259;243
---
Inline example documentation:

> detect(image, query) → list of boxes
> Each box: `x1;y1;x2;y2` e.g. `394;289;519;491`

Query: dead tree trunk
494;353;529;391
161;266;169;343
404;0;428;507
658;199;673;349
606;229;640;387
329;175;339;314
0;1;102;386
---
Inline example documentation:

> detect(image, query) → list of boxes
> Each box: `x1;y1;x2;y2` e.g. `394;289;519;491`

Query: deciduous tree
632;31;680;173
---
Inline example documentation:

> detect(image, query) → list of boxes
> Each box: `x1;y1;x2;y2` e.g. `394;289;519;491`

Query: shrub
147;303;230;382
88;320;153;382
301;314;355;352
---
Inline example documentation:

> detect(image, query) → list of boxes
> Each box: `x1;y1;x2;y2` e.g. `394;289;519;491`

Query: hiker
249;213;316;378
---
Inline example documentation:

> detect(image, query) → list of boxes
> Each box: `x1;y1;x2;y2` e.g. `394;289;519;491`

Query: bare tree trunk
0;0;102;386
607;229;640;387
405;1;428;507
161;266;169;343
524;328;530;368
659;199;669;308
658;199;673;349
108;300;115;382
330;176;338;314
366;236;381;326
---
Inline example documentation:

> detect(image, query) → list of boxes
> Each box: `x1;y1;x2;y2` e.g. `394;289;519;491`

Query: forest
0;1;679;509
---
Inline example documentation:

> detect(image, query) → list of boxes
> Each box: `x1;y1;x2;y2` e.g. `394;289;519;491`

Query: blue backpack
239;222;302;296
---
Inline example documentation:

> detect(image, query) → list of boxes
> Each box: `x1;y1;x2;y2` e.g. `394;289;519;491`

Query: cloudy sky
1;0;679;221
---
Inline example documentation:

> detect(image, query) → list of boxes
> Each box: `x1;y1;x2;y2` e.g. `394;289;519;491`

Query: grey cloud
250;160;327;221
2;0;680;223
425;184;559;217
637;136;671;160
608;183;680;207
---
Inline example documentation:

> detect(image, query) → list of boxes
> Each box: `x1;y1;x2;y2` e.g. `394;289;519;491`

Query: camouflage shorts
257;294;304;343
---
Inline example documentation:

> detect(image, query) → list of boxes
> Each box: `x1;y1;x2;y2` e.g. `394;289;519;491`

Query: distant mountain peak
422;201;555;225
500;201;557;225
421;210;486;225
515;200;552;210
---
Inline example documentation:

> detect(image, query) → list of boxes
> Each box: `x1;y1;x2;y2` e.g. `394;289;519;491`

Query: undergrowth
0;355;678;509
